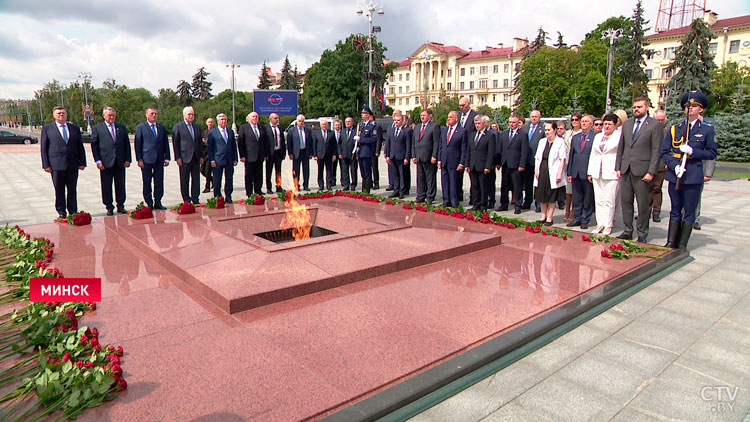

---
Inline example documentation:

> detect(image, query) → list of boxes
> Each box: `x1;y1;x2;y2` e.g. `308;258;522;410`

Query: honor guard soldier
659;91;717;249
355;105;378;193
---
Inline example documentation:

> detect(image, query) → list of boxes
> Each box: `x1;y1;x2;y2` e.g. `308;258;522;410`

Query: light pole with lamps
226;61;240;133
78;72;92;133
356;1;384;111
416;51;434;110
602;28;623;113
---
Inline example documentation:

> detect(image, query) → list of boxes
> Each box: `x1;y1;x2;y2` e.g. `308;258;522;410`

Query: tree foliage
514;47;578;116
176;80;192;106
279;56;298;91
191;67;213;101
709;61;750;114
620;0;651;100
258;60;272;89
666;18;717;117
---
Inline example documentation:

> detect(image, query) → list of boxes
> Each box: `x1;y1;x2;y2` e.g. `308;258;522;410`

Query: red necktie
447;127;453;145
580;133;586;151
420;124;426;138
273;126;279;149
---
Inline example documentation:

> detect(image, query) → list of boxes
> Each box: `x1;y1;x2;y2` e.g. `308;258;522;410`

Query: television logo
30;278;101;302
701;386;740;413
268;94;284;106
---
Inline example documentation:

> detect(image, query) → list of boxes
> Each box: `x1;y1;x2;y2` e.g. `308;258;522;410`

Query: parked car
0;130;38;145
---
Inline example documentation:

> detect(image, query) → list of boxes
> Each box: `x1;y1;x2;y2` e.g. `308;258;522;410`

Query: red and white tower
655;0;708;32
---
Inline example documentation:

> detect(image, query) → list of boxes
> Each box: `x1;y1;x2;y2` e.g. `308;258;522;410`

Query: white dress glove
679;144;693;155
675;165;685;178
353;135;360;141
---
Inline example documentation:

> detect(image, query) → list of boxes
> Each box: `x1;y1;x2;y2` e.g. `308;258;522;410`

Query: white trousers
593;178;618;227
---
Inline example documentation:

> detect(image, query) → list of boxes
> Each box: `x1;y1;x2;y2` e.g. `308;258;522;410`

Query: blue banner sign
253;90;298;116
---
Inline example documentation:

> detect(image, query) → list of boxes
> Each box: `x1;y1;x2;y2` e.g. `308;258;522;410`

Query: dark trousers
388;159;407;196
244;159;263;196
212;164;234;201
403;162;411;194
500;166;523;209
331;155;338;187
387;158;395;189
650;169;667;215
416;161;437;202
668;182;701;223
201;159;213;189
178;159;201;204
620;171;652;239
522;166;535;208
340;158;358;190
441;165;460;206
359;156;373;182
572;176;594;223
469;170;491;208
292;150;310;189
51;168;79;217
265;151;283;191
141;162;164;208
100;165;126;210
316;157;334;190
371;154;380;187
487;169;496;207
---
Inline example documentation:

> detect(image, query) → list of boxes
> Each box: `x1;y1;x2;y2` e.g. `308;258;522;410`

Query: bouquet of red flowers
206;196;225;209
67;211;92;226
172;202;196;215
244;194;265;205
129;202;153;220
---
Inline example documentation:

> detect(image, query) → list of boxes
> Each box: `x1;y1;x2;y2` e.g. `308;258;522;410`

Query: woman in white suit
534;122;568;226
587;113;621;235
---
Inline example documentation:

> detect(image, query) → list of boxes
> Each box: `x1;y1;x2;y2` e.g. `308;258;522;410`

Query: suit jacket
385;125;412;161
412;121;440;162
437;125;467;168
659;119;717;185
567;129;594;179
172;120;202;164
237;123;268;162
207;126;238;166
41;122;86;171
135;121;170;164
489;128;502;166
466;129;495;172
91;121;131;168
287;125;312;158
266;123;286;157
525;123;545;167
458;109;478;141
588;129;622;180
313;129;337;159
340;126;357;159
499;128;529;169
615;116;664;176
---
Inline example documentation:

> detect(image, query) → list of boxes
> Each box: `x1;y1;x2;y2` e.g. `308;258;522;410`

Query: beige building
645;12;750;108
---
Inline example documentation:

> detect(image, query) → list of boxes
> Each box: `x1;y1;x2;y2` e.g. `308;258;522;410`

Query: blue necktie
61;124;69;144
151;123;157;138
633;119;641;139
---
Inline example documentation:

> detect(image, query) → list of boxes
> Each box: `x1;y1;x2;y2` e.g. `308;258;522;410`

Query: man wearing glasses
650;109;669;223
592;119;603;134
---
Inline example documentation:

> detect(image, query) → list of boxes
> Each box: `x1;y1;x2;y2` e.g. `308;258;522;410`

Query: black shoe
416;199;425;204
514;208;522;214
303;187;310;191
106;209;114;216
544;221;553;226
535;207;542;213
616;233;632;240
426;199;434;205
58;214;67;219
694;221;701;230
566;221;581;227
117;207;127;214
678;221;694;249
537;219;547;223
470;206;482;211
653;213;661;223
389;192;399;198
398;194;405;199
496;206;508;211
374;184;380;189
637;236;647;243
442;202;451;207
154;204;167;210
581;222;589;230
276;187;283;193
521;205;531;210
386;187;394;191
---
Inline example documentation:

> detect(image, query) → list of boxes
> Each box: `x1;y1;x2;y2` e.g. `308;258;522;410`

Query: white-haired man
172;106;203;204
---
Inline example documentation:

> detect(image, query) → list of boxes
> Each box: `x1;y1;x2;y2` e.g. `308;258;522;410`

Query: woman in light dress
587;114;622;235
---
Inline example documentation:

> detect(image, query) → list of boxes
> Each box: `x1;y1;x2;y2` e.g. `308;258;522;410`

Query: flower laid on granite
581;234;611;243
385;200;395;206
128;202;153;220
525;225;570;240
601;240;668;260
403;204;413;210
172;202;196;215
244;194;265;206
206;196;226;209
64;211;92;226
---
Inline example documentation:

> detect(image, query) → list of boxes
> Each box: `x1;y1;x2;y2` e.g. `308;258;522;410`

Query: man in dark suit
466;115;496;211
371;116;383;190
134;107;170;209
237;111;268;196
201;117;215;193
40;106;86;218
91;106;130;215
498;114;528;214
385;110;400;192
384;114;411;199
615;96;665;242
567;114;595;229
412;109;440;204
287;114;312;190
265;113;285;193
313;119;337;190
522;110;544;212
207;113;238;201
172;106;203;204
458;97;478;202
437;111;466;207
339;117;358;190
486;117;501;209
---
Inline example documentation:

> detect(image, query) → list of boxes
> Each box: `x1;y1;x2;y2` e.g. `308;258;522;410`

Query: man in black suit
91;106;131;215
339;117;358;190
567;114;595;229
437;111;467;207
615;96;665;242
201;117;215;193
458;96;478;202
265;113;285;193
207;113;238;201
412;109;440;204
172;106;203;204
371;116;383;190
522;110;544;212
287;114;312;190
485;117;501;209
384;114;411;199
238;111;268;196
313;119;337;190
497;114;528;214
466;115;495;211
134;107;170;209
40;106;86;218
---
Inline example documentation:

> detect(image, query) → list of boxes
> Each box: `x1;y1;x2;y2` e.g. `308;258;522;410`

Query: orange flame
275;173;282;189
280;177;312;241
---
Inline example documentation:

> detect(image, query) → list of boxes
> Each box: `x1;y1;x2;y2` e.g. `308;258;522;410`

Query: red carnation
253;195;265;205
115;346;124;357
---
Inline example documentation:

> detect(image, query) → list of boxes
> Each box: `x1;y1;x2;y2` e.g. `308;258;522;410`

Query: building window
431;95;436;103
479;80;487;89
398;86;402;94
447;82;452;91
406;98;410;105
493;64;499;73
646;50;654;60
663;47;675;59
503;94;509;102
460;68;465;77
492;94;497;103
389;99;395;106
480;66;488;74
389;76;394;83
479;94;487;104
406;73;410;81
503;79;509;88
448;69;452;78
415;96;419;104
645;69;653;79
469;95;474;103
504;63;510;73
470;67;475;75
406;86;410;93
469;81;475;89
730;40;740;53
460;82;465;90
399;98;402;105
663;68;673;78
514;63;520;72
389;87;395;94
708;42;718;55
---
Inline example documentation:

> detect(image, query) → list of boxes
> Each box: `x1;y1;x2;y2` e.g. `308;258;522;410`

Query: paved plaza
0;133;749;421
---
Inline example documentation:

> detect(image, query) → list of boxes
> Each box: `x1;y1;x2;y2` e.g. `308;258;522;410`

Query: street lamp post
78;72;92;133
602;28;623;113
226;61;240;133
416;51;434;110
357;1;384;111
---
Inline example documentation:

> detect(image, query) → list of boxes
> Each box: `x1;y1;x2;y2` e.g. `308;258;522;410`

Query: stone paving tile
614;306;714;354
479;401;554;422
657;284;742;322
513;375;622;422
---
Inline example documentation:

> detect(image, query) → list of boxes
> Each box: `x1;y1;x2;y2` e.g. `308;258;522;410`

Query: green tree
515;47;578;116
158;88;179;108
191;67;213;101
553;31;566;48
430;92;459;125
710;61;750;113
620;0;651;100
279;56;297;90
258;60;272;89
177;80;192;106
612;86;632;112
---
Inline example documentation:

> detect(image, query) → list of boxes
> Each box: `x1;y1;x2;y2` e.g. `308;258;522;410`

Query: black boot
664;219;681;249
363;180;371;194
678;221;694;250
